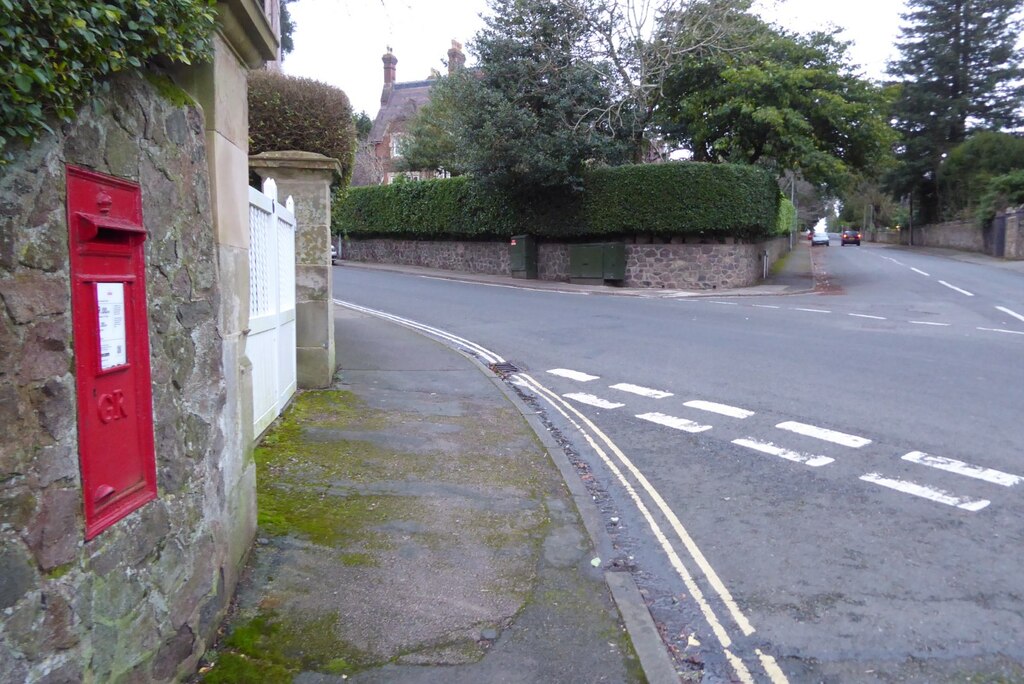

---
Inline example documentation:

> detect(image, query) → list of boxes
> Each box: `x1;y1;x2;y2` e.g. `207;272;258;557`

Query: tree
565;0;757;160
939;131;1024;217
413;0;629;194
887;0;1024;222
656;16;894;193
280;0;296;55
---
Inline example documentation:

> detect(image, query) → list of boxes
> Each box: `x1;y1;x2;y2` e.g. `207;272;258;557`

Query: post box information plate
97;282;127;369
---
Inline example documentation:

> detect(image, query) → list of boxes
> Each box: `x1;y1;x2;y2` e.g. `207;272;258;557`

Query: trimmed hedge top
1;0;217;158
335;162;781;241
248;71;357;188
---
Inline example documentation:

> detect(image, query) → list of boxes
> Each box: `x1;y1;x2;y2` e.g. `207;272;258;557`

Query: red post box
66;165;157;539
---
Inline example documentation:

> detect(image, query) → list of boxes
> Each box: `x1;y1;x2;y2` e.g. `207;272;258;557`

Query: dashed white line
776;421;872;448
859;473;990;511
708;300;740;306
611;383;673;399
849;313;887;320
995;306;1024;324
793;307;831;314
938;280;974;297
910;267;931;276
562;393;624;410
547;368;599;382
902;451;1023;487
685;400;754;419
752;304;781;309
910;321;951;327
732;439;834;467
977;327;1024;335
637;412;712;433
884;257;905;265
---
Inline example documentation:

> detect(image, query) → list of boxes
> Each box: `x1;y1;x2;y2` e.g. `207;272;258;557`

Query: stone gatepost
250;151;340;388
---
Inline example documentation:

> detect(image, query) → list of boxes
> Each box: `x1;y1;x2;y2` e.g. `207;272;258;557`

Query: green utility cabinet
569;242;625;285
510;234;537;279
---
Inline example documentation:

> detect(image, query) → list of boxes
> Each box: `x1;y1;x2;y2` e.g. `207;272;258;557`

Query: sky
282;0;909;118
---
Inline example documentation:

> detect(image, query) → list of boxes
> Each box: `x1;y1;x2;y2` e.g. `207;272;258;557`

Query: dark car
841;228;862;246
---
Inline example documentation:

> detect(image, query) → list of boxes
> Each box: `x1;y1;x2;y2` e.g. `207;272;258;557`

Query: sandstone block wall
343;236;790;290
0;74;236;682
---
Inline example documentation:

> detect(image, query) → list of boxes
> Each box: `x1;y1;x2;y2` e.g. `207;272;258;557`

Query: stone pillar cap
249;151;342;180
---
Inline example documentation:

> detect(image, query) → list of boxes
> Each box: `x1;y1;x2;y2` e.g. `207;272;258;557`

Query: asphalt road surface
332;240;1024;683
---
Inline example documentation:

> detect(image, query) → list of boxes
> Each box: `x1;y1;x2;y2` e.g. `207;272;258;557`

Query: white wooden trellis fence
248;178;297;437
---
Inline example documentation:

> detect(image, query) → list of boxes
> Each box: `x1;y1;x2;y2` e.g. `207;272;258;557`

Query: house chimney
383;47;397;85
447;40;465;75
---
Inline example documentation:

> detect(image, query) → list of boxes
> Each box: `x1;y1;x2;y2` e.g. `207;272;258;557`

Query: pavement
197;239;818;684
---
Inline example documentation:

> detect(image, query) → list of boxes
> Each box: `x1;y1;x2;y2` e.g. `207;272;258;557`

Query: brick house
353;42;465;186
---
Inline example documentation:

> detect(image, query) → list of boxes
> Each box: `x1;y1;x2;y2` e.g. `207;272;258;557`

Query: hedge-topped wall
335;162;782;241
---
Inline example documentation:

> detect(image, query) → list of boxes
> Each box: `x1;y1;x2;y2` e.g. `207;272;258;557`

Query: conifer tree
887;0;1024;221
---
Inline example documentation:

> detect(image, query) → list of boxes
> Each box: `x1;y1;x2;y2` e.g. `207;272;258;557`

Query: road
332;240;1024;683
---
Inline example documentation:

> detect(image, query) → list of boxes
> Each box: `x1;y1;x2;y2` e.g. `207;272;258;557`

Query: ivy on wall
0;0;217;159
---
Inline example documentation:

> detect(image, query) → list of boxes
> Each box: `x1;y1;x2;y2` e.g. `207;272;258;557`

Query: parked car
811;231;830;246
841;228;862;246
331;243;338;262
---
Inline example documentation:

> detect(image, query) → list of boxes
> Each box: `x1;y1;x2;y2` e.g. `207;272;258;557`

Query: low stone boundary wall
342;235;791;290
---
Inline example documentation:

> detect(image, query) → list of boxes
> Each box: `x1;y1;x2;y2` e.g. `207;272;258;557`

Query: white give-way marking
903;451;1023;487
732;439;834;467
637;412;712;433
684;400;755;419
563;393;624;410
611;383;673;399
334;300;786;684
548;368;599;382
995;306;1024;324
776;421;872;448
938;280;974;297
860;473;990;511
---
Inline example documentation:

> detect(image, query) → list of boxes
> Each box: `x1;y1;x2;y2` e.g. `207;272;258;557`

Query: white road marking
757;649;788;682
708;300;740;306
611;383;673;399
637;412;713;433
884;257;905;265
902;451;1023;487
338;301;779;681
563;393;624;410
752;304;781;309
910;267;931;276
938;280;974;297
910;321;951;327
849;313;887;320
732;439;834;467
776;421;872;448
995;306;1024;324
977;327;1024;335
514;375;771;680
685;400;754;419
793;307;831;313
547;368;599;382
859;473;990;511
418;275;591;295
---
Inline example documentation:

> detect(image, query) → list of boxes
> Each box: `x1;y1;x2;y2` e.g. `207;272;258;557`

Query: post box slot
77;212;146;243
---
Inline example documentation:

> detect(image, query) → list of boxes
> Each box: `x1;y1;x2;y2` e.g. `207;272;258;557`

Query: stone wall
343;236;791;290
914;219;985;252
0;74;237;682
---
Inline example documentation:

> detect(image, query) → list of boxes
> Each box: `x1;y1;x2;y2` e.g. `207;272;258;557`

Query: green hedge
776;197;796;236
583;163;780;239
1;0;216;159
249;71;357;188
335;162;780;241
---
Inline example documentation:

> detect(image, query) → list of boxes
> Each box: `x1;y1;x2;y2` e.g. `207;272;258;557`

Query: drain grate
489;361;520;377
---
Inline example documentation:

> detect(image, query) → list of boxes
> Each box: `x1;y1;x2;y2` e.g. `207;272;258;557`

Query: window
389;132;404;158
